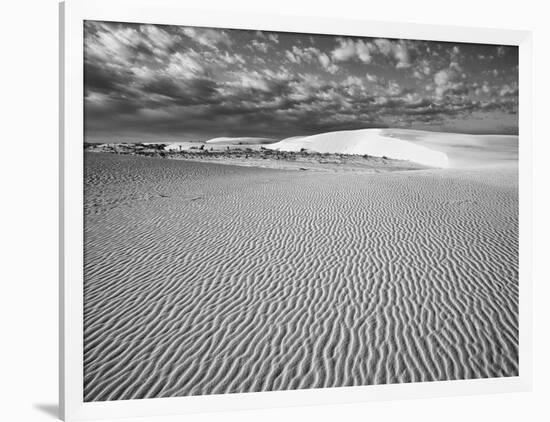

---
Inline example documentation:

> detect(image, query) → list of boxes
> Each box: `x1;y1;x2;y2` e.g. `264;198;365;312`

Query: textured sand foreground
84;152;518;401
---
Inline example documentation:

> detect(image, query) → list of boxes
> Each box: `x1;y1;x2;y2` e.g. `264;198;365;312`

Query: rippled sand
84;152;518;402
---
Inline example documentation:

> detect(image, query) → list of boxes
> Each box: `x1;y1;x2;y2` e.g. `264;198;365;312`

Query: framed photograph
60;0;533;420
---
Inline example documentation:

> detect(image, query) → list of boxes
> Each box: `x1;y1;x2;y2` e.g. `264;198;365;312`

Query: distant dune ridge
205;137;276;145
378;129;518;168
145;129;518;170
84;125;518;401
265;128;518;169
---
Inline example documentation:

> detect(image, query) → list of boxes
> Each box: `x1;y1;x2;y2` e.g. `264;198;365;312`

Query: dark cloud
84;21;519;142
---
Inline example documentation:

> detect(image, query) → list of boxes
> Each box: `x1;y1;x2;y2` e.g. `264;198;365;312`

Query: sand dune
84;152;518;401
379;129;518;168
266;129;449;168
266;128;518;169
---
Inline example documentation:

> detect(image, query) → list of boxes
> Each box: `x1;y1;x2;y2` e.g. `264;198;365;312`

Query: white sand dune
266;128;518;169
205;137;276;145
266;129;449;168
379;129;518;168
84;152;518;402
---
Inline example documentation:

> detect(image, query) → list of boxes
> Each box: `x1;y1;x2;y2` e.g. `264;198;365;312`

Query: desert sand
83;129;518;401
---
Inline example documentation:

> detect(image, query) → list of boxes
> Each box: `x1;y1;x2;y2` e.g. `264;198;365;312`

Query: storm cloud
84;21;519;142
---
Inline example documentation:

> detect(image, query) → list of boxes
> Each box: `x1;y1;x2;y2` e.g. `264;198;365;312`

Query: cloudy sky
84;21;518;142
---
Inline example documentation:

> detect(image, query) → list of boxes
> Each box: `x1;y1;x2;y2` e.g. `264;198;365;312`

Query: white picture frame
60;0;533;420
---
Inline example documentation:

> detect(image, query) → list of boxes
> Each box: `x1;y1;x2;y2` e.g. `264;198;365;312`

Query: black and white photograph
83;20;519;402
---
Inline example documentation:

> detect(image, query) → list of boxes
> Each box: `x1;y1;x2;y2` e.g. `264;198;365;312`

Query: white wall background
1;0;548;420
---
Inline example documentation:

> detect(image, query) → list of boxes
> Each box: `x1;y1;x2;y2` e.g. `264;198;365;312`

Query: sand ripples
84;153;518;401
